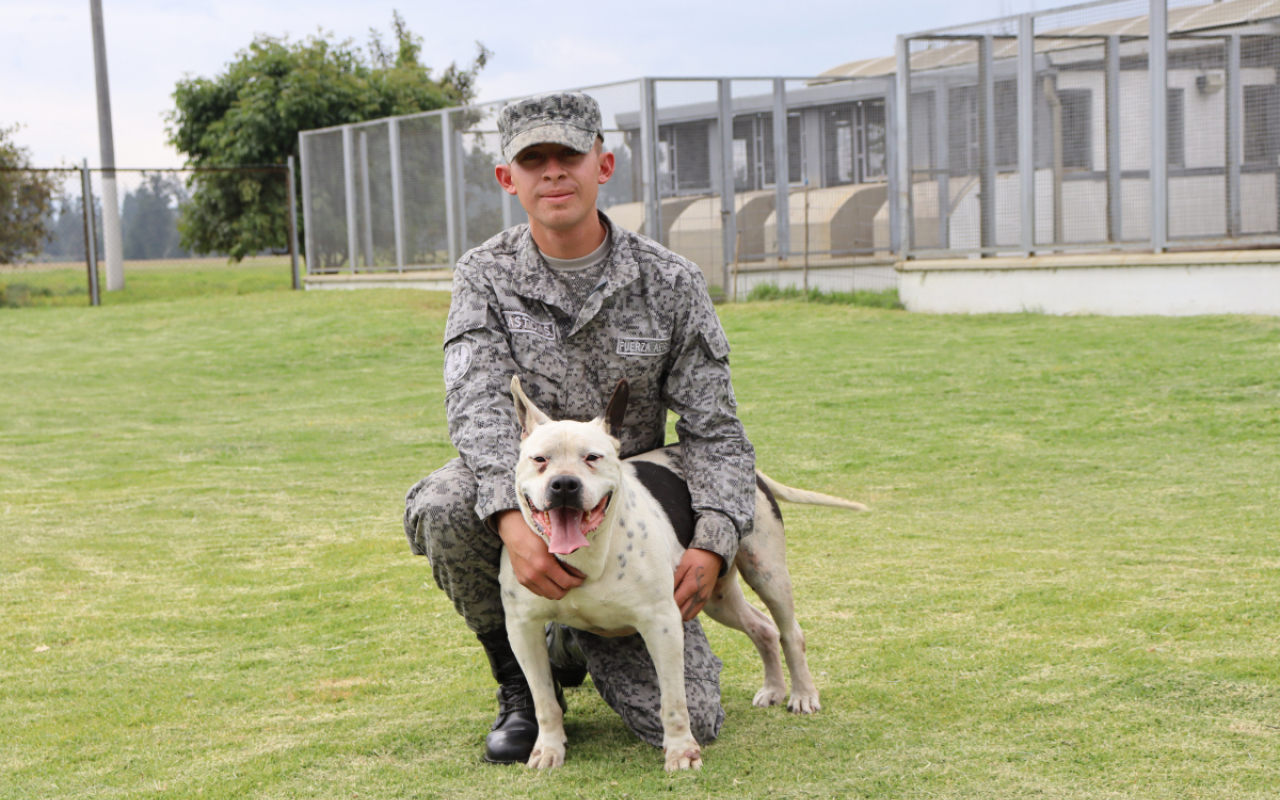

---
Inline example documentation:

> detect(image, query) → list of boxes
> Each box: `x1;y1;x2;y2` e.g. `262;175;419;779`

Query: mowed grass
0;256;293;307
2;269;1278;799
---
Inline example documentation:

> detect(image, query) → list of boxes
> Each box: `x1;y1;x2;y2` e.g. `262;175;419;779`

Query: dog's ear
599;378;629;436
511;375;551;438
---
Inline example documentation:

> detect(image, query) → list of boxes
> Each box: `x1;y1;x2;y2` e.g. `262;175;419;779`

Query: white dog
502;377;867;771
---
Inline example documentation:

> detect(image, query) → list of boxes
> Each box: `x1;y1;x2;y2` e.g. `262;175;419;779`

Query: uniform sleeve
661;268;756;571
442;266;522;525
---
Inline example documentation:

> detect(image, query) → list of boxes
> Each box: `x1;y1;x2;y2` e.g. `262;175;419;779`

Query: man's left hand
673;548;723;621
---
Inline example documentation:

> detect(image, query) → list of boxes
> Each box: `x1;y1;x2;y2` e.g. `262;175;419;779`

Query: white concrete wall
898;252;1280;315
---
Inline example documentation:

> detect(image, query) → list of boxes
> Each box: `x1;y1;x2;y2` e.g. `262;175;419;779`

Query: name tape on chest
504;311;557;341
616;336;671;357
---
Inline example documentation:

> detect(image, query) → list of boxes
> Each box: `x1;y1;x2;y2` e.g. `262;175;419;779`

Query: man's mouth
528;494;610;555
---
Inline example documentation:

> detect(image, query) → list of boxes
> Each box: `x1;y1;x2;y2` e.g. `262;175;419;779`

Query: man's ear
598;378;629;435
597;148;616;185
511;376;551;438
495;163;518;196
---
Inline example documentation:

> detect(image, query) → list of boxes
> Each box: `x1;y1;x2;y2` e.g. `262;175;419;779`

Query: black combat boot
476;628;567;764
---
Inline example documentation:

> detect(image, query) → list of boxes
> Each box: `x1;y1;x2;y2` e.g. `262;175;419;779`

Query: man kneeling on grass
402;90;757;763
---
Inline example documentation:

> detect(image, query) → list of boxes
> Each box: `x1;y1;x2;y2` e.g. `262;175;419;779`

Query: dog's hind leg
734;530;821;714
703;566;789;708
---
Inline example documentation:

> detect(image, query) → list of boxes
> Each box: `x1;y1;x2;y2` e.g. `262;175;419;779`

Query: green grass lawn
2;271;1278;799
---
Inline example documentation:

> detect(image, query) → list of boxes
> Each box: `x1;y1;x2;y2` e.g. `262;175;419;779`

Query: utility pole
89;0;124;291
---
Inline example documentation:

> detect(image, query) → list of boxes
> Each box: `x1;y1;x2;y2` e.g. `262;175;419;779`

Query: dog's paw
663;745;703;772
526;741;566;769
752;685;786;708
787;691;821;714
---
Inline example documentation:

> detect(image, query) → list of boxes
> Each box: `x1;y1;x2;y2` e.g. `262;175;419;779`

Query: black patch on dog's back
756;474;783;523
630;461;695;549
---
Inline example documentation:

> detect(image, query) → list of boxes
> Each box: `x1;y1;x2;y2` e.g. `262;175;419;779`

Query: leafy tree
0;124;60;264
167;11;489;261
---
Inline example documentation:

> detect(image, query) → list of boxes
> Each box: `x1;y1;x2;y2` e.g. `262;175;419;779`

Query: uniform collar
511;211;641;337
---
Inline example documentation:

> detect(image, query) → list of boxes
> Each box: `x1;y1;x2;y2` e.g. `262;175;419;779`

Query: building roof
818;0;1280;79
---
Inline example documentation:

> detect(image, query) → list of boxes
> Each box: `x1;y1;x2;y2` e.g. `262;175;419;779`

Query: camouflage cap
498;91;603;164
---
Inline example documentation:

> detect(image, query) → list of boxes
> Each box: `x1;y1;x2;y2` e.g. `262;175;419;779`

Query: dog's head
511;376;629;556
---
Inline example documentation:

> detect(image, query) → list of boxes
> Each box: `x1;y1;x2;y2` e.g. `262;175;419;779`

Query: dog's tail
757;472;869;512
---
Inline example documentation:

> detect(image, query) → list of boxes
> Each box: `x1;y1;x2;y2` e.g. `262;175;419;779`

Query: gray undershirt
538;229;612;332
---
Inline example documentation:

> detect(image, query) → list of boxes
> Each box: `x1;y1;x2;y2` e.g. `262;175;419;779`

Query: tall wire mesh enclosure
898;0;1280;257
299;77;901;298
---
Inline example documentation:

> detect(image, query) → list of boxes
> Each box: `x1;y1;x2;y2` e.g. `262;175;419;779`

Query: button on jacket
441;212;756;567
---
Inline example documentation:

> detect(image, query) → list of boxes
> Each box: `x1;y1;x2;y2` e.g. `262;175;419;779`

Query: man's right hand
496;509;585;599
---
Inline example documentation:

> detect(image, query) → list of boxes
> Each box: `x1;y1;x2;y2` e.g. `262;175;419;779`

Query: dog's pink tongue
548;507;590;554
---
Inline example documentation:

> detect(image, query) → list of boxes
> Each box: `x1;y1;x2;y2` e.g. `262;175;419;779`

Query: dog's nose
547;475;583;508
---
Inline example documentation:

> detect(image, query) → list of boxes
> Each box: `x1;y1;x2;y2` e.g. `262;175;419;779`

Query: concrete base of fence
304;270;454;292
730;260;900;301
897;251;1280;316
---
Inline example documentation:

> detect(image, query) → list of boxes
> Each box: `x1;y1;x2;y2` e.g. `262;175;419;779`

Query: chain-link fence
1;165;298;305
898;0;1280;257
299;76;901;298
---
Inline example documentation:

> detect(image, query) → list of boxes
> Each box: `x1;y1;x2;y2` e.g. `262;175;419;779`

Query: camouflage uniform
403;211;755;747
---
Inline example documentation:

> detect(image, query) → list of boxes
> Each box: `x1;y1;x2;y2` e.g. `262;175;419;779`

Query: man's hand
496;509;585;600
673;548;723;621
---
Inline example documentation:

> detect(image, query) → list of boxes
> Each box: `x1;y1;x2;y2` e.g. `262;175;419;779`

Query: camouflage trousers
404;457;725;747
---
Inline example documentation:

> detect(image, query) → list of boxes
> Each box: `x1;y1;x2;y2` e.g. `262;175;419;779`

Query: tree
167;11;489;261
122;174;189;260
0;124;60;264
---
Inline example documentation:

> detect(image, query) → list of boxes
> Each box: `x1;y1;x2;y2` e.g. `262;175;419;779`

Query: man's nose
542;155;567;177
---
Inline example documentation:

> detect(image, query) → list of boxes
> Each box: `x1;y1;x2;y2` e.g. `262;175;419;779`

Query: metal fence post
639;79;662;243
893;35;911;257
1226;32;1242;238
359;129;374;268
1106;35;1123;243
442;110;459;265
935;81;951;250
1018;14;1036;255
979;34;997;254
389;118;406;270
343;125;357;272
455;125;468;254
1150;0;1168;252
286;156;300;289
717;79;737;296
80;160;100;306
300;132;316;275
772;78;790;261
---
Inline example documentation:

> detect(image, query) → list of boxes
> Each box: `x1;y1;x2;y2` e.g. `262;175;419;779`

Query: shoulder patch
443;342;473;387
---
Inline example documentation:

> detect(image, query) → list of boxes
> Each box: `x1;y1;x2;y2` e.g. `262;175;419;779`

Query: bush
745;282;903;309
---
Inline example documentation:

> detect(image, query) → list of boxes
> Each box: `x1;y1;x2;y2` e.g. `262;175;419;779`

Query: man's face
495;141;616;236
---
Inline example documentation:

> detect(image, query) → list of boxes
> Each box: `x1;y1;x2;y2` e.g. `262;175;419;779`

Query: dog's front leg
506;615;567;768
638;610;703;772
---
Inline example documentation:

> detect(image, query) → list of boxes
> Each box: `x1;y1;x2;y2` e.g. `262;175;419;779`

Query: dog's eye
532;456;547;464
584;454;601;463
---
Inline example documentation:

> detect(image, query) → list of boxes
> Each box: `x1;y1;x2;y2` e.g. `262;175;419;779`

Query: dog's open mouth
529;494;610;555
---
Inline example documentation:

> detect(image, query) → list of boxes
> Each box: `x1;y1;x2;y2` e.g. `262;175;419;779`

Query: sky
1;0;1039;171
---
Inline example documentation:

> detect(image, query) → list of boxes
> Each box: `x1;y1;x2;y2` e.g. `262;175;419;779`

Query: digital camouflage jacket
441;212;756;567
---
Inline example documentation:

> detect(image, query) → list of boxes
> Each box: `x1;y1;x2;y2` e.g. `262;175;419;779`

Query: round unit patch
443;342;473;387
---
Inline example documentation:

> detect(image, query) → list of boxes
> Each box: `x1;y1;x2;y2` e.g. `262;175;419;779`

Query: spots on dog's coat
630;460;696;550
756;474;783;523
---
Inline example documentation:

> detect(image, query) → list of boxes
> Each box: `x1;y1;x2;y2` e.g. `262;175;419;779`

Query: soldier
403;91;756;763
